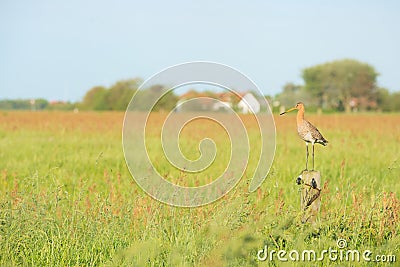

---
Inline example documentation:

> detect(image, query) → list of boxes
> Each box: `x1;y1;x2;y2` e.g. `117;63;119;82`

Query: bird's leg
305;143;309;171
312;143;315;170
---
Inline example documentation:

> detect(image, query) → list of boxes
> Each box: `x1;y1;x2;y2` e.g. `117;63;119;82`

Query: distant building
238;93;260;113
212;101;232;111
349;97;378;112
175;90;262;113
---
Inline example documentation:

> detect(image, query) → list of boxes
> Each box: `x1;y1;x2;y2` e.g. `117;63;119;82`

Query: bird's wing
304;120;325;141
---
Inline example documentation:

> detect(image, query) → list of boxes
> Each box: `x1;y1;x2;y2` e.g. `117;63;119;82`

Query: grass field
0;111;399;266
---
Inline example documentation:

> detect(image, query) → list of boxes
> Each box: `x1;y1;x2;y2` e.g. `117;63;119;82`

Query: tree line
0;78;178;112
276;59;400;112
1;58;399;112
81;79;179;111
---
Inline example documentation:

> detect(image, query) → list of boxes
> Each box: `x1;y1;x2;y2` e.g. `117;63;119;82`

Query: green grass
0;112;399;266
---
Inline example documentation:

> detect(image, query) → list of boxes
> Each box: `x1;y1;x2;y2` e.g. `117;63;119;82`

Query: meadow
0;111;399;266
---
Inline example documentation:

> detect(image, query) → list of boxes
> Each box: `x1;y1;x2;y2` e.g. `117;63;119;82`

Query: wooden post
299;170;321;224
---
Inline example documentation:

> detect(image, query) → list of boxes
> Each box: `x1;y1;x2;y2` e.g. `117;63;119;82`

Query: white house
238;93;260;113
175;91;262;113
212;101;232;111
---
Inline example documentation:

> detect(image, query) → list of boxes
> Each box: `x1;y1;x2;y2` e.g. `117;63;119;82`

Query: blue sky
1;0;399;101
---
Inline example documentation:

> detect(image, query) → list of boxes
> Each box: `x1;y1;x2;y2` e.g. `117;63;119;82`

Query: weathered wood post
298;170;321;224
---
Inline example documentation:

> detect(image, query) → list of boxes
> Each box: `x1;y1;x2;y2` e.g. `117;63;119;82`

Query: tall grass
0;111;399;266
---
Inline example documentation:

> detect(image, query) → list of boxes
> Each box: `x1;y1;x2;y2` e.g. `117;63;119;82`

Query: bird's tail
317;139;328;146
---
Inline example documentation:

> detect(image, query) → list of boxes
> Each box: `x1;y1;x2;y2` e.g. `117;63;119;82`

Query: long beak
280;107;297;115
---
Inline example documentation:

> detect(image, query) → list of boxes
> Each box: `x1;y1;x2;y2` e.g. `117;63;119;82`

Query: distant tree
275;83;317;109
374;88;400;112
376;87;400;112
376;87;391;112
388;92;400;111
302;59;378;112
0;98;47;110
132;85;178;111
0;100;15;110
0;100;12;110
276;82;302;107
0;99;33;110
80;78;142;110
105;79;141;110
35;98;49;110
151;85;178;111
81;86;108;110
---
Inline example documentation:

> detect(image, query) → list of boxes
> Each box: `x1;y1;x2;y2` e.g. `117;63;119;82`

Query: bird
280;102;328;170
